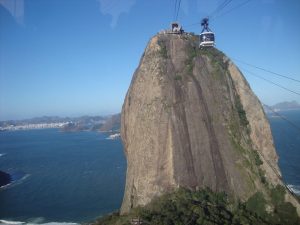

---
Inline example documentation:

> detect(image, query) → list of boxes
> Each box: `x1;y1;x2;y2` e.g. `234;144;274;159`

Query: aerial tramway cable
240;67;300;96
232;58;300;83
263;104;300;132
176;0;182;21
184;0;250;28
211;0;252;21
234;66;300;135
174;0;181;21
208;0;233;20
235;79;300;132
170;0;300;134
173;0;178;21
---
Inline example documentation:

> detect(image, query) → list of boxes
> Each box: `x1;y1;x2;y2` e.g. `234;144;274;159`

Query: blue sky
0;0;299;120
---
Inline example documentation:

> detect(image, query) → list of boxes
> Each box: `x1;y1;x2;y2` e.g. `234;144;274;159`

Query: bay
0;129;126;224
0;110;299;224
268;109;300;195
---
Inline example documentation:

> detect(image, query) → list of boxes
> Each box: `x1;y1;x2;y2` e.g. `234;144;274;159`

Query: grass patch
272;202;299;225
245;192;267;217
270;185;285;206
235;96;249;129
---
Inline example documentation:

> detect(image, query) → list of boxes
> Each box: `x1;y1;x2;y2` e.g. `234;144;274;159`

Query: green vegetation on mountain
93;188;299;225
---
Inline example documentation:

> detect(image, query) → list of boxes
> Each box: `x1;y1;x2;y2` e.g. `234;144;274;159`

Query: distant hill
99;113;121;132
264;101;300;113
272;101;300;110
61;114;121;132
60;116;106;132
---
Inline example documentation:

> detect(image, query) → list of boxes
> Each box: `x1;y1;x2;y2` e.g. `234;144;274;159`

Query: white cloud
97;0;136;28
0;0;24;24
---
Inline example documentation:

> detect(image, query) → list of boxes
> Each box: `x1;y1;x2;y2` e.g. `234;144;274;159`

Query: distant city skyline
1;0;300;120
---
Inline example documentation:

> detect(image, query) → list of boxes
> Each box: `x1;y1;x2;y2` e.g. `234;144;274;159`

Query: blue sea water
0;110;299;224
0;129;126;224
268;109;300;195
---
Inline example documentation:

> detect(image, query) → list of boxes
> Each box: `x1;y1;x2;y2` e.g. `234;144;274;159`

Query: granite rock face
120;34;299;214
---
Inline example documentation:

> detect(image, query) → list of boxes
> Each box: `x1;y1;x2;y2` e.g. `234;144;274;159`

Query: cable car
199;18;215;47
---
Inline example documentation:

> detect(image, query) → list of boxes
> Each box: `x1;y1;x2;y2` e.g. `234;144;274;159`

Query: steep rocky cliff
120;33;300;215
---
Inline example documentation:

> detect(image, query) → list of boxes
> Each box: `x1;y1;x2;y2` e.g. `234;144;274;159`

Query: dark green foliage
235;97;249;128
252;152;267;184
94;188;300;225
245;192;267;217
268;185;300;225
142;188;231;225
270;185;285;205
254;151;263;166
274;202;300;225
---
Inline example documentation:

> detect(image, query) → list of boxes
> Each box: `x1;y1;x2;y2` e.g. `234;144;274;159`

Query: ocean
0;110;299;224
0;130;126;224
268;109;300;195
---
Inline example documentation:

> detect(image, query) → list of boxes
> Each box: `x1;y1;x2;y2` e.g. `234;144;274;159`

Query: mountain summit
120;33;300;216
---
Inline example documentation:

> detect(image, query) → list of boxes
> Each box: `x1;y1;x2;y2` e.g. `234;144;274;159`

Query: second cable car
199;18;215;47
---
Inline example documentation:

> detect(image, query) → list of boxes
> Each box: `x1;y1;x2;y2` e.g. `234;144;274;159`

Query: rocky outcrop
120;33;300;214
0;170;11;188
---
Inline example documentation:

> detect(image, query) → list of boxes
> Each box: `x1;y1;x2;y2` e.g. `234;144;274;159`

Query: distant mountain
61;114;121;132
99;113;121;132
264;101;300;113
272;101;300;110
60;116;106;132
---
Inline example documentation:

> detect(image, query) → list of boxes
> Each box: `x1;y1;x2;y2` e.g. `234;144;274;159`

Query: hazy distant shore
0;122;68;131
0;115;120;132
